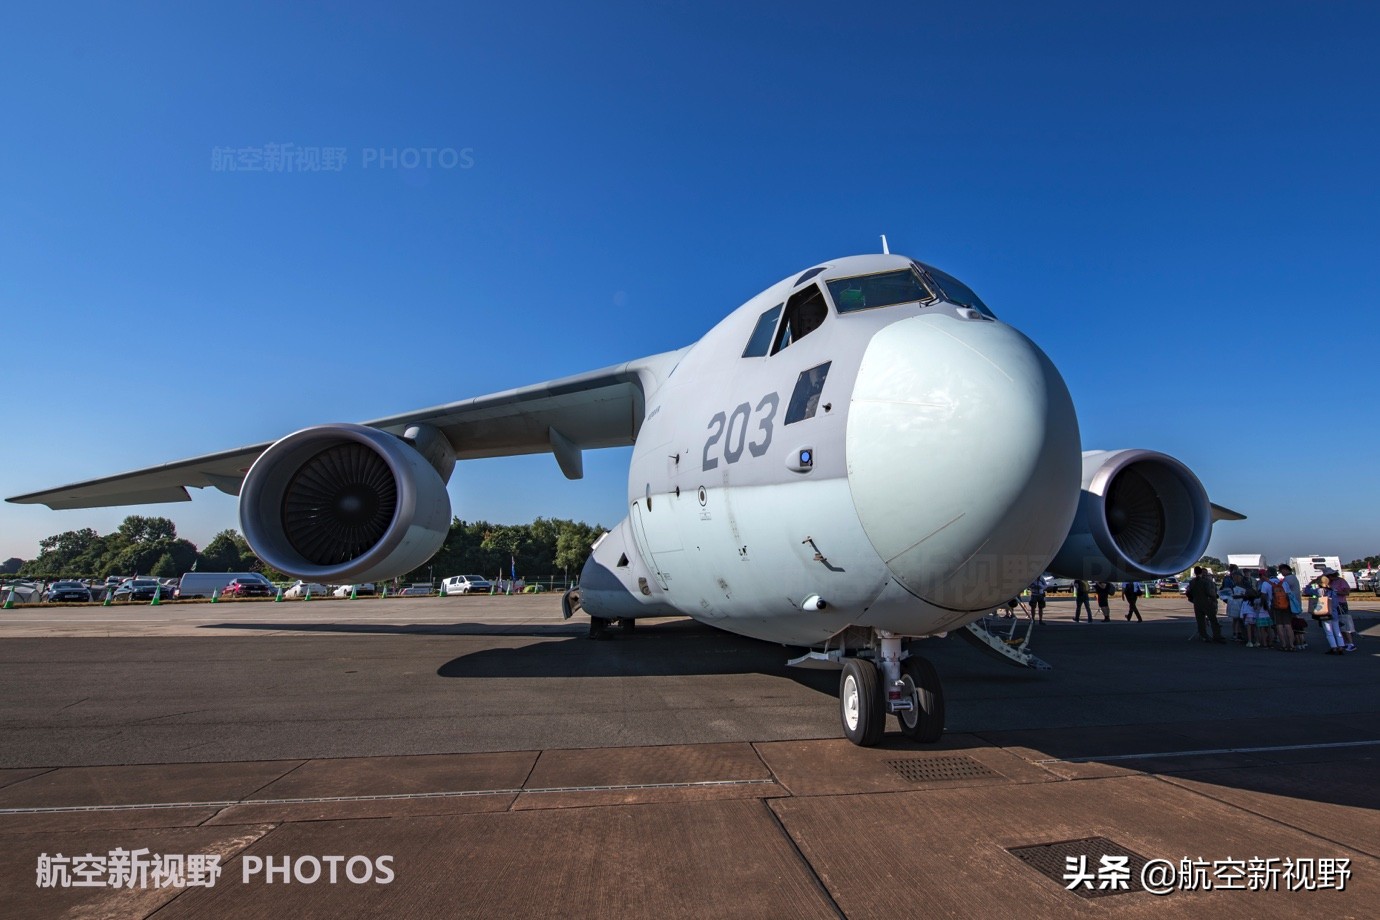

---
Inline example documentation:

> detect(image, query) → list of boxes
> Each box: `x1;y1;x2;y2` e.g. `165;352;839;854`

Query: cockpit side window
826;269;935;314
742;304;783;358
771;284;828;355
914;262;996;317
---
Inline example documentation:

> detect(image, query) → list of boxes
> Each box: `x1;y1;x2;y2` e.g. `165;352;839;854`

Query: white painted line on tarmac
1036;739;1380;764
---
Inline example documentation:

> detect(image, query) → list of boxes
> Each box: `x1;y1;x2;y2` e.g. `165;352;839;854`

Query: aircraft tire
839;658;885;746
588;616;611;640
618;617;636;634
898;655;945;743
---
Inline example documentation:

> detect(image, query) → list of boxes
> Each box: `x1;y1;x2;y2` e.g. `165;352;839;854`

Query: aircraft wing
7;349;688;511
1210;503;1246;522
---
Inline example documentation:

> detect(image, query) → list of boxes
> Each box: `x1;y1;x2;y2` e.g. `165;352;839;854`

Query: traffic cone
380;585;388;599
150;586;161;606
210;587;219;604
2;589;14;609
349;586;357;600
304;587;312;601
102;591;112;607
439;581;447;597
274;588;283;603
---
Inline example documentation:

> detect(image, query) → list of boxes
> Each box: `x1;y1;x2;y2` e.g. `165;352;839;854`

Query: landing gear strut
838;632;946;746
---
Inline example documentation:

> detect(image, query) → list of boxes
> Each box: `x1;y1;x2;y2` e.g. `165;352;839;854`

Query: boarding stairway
958;606;1051;670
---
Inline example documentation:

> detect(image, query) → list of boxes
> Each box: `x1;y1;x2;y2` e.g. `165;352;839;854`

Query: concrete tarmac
1;593;1377;918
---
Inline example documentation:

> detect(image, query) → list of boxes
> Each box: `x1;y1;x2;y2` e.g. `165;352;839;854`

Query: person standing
1310;575;1345;654
1187;566;1225;642
1028;578;1047;623
1095;581;1112;621
1220;565;1247;642
1254;569;1278;648
1123;581;1142;621
1328;569;1356;651
1073;579;1093;623
1267;568;1297;651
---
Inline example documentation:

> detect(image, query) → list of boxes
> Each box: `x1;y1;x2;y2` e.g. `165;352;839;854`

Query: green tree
117;516;178;545
200;530;254;571
1;557;23;574
555;520;603;581
21;528;108;577
150;552;179;578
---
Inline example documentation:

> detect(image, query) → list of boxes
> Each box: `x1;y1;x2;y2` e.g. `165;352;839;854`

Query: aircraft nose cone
846;314;1081;611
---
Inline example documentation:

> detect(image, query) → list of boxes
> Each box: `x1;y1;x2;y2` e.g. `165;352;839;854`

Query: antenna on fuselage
880;234;890;255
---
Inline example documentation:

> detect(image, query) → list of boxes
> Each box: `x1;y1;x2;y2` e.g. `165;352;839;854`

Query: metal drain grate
885;756;996;782
1008;837;1148;899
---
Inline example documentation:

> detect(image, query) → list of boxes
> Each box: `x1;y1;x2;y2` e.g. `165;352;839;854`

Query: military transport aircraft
8;253;1242;746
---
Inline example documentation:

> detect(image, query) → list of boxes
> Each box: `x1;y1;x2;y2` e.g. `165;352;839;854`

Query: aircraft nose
846;313;1082;611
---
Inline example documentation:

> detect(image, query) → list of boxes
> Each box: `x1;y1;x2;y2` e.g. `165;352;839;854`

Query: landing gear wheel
618;617;636;634
588;616;611;640
898;655;945;743
839;658;885;746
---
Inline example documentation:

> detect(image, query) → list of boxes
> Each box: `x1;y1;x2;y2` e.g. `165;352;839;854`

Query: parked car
400;583;436;596
176;572;269;599
441;575;492;595
113;578;169;602
1157;578;1179;592
332;583;376;597
283;580;329;598
221;577;275;598
44;581;93;603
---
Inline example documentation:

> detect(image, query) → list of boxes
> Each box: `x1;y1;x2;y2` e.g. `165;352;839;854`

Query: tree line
13;515;606;585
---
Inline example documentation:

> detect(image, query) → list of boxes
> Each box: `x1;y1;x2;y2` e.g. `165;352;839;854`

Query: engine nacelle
1047;449;1212;582
240;423;453;583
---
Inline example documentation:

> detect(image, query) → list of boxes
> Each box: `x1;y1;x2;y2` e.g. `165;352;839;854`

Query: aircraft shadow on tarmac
203;621;588;637
433;618;842;695
200;614;1380;816
429;615;1380;816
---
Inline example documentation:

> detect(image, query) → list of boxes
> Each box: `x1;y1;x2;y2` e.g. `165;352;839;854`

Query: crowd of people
1045;565;1359;654
1202;563;1358;654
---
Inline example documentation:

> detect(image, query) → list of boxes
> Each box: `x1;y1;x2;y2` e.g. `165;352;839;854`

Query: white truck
1227;553;1266;573
1289;555;1343;587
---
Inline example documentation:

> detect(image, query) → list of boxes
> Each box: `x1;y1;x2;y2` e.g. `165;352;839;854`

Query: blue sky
1;1;1376;565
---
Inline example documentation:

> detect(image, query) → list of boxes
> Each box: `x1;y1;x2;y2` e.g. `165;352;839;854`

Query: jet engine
239;423;454;583
1047;449;1212;582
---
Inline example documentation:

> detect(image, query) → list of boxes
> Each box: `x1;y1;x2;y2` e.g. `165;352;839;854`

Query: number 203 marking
702;393;779;470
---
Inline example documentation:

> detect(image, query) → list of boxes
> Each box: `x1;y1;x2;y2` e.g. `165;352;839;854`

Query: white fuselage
580;254;1083;647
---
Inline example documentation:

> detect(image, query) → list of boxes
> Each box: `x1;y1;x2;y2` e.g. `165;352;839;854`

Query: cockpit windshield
826;269;935;314
914;262;996;317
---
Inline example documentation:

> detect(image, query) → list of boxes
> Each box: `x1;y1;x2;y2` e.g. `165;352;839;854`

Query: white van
442;575;492;595
176;572;268;599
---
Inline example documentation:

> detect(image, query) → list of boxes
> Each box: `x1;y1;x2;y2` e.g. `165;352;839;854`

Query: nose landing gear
837;632;945;746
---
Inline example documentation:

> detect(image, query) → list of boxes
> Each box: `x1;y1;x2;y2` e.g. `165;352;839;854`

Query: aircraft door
629;500;668;590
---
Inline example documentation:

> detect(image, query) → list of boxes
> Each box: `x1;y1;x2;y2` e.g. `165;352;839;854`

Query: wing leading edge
7;349;687;511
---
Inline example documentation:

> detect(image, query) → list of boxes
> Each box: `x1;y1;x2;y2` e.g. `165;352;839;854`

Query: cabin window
827;269;935;314
772;284;828;354
785;362;831;425
794;266;827;286
742;304;782;358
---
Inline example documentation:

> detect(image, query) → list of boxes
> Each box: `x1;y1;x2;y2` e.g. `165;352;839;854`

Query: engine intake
240;424;452;583
1047;449;1212;582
